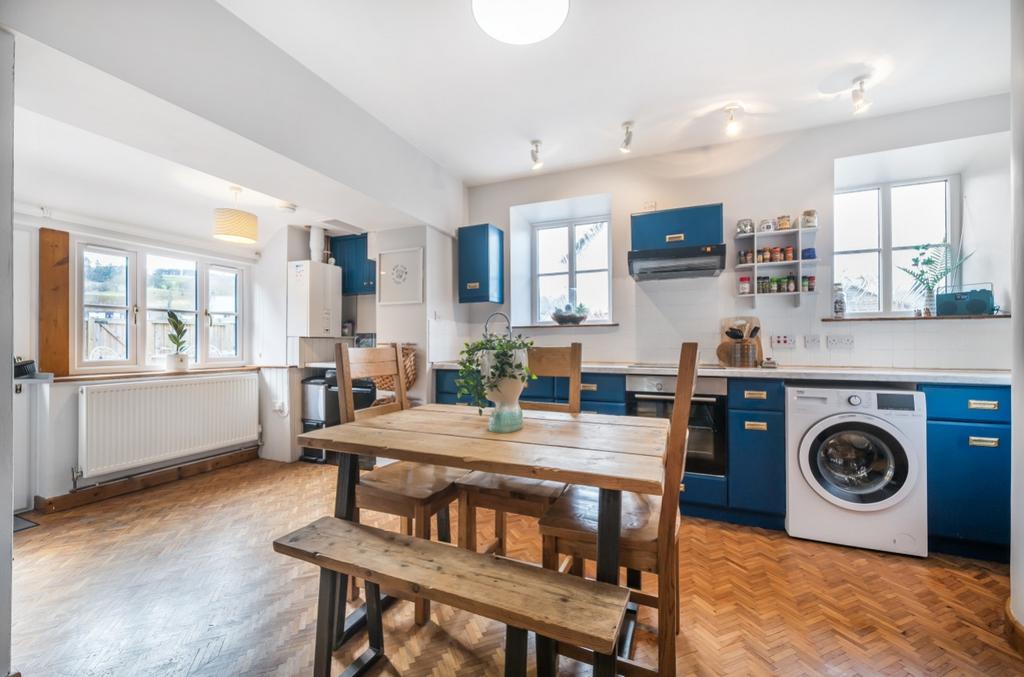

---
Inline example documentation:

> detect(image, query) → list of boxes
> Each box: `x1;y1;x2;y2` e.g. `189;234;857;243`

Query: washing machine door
798;413;918;512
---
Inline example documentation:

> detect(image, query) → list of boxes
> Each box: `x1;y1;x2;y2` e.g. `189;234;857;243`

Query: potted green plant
551;302;588;325
455;333;535;432
165;309;190;371
897;244;972;316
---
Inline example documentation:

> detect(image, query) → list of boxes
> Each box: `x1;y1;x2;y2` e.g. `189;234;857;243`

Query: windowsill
511;322;620;329
55;365;260;383
821;313;1010;323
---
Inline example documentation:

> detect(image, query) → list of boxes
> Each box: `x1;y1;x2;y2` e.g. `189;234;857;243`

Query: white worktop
429;361;1010;386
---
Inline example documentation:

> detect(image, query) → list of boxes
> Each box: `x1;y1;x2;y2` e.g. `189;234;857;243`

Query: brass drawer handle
967;399;999;411
466;282;480;290
968;436;999;448
744;390;768;400
581;383;598;392
744;421;768;431
665;233;685;243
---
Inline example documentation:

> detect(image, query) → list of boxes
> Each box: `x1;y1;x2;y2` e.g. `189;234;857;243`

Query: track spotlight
530;140;544;170
620;121;634;153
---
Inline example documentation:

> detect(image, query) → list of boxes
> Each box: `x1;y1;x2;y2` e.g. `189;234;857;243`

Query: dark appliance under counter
626;374;729;506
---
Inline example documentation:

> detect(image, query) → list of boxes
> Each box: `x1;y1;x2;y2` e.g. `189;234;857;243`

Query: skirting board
33;447;259;513
1006;599;1024;656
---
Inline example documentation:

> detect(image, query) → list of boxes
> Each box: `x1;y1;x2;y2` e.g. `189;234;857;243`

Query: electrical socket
826;334;855;350
771;334;796;349
804;334;821;350
642;200;658;211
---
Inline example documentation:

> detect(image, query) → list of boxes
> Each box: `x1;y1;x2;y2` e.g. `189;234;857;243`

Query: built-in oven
625;374;728;476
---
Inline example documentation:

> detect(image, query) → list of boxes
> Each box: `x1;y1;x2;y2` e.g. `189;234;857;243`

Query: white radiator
78;372;260;479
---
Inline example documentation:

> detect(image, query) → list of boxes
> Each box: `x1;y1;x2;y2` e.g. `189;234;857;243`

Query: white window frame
530;216;613;325
834;175;961;316
72;236;247;373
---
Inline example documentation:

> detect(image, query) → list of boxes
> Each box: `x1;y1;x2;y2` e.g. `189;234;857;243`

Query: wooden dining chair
336;342;467;624
537;342;698;677
456;343;582;556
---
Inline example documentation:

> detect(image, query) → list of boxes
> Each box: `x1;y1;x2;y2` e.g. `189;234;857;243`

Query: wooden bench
275;516;630;676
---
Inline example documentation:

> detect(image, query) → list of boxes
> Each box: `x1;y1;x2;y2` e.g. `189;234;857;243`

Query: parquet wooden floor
12;459;1024;676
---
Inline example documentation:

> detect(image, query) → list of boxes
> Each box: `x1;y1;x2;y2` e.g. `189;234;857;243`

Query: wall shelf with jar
734;211;819;307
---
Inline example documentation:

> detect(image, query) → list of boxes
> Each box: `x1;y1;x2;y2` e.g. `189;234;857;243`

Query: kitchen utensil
725;327;744;340
749;326;760;339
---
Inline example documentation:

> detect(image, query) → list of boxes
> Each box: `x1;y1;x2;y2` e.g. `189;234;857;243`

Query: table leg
327;453;395;656
594;488;622;677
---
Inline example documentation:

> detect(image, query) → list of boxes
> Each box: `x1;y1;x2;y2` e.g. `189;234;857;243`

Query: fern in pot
455;333;534;433
164;310;190;371
897;244;972;316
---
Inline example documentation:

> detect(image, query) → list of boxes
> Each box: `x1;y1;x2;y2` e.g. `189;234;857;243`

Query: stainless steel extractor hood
627;244;726;280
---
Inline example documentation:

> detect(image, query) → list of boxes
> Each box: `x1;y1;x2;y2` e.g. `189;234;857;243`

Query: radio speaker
936;289;994;317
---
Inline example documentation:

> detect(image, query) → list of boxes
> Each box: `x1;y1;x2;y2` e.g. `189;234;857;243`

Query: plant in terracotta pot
455;333;535;432
164;310;190;371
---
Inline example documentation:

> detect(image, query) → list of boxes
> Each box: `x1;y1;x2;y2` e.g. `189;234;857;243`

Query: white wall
962;147;1013;310
12;226;34;361
0;27;14;677
462;95;1013;370
1009;0;1024;631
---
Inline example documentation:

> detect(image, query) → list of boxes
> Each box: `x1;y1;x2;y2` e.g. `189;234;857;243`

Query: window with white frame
532;218;611;324
833;177;959;314
77;240;245;370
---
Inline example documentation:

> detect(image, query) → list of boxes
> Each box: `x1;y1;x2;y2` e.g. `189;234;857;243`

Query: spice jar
787;275;797;293
784;246;794;261
771;247;782;262
756;251;763;264
738;276;751;295
762;246;771;261
777;214;792;230
745;250;754;264
801;276;809;292
808;275;816;292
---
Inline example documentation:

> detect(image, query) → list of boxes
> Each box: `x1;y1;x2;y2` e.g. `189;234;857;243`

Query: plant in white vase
164;309;190;371
455;333;534;433
897;244;972;316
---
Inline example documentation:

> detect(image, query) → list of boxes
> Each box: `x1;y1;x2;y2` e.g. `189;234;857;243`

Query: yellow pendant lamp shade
213;186;258;244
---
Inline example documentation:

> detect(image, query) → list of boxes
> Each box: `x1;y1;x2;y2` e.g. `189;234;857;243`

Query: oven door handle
632;394;718;403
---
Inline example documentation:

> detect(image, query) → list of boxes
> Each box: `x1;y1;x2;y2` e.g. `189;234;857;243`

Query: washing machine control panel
847;395;862;406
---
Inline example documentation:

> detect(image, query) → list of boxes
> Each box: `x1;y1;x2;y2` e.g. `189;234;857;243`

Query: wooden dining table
297;403;670;676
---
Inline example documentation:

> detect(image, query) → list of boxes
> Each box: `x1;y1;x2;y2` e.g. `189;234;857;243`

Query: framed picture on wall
377;247;423;305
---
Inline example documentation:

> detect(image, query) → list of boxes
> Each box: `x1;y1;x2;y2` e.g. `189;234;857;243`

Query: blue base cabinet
458;224;504;304
727;410;785;515
921;384;1011;560
434;369;625;412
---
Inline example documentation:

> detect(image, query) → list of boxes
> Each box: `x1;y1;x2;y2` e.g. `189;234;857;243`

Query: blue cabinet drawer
728;410;786;515
521;376;555;401
436;392;474;406
920;384;1010;424
680;472;728;507
458;223;504;303
577;402;626;416
436;370;460;395
554;373;626;403
630;203;723;250
927;420;1010;544
728;379;785;412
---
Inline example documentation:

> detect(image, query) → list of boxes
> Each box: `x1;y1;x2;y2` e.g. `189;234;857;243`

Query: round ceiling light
472;0;570;46
213;186;258;244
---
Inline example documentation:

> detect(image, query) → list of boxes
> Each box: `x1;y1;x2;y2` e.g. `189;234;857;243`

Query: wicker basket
371;345;417;393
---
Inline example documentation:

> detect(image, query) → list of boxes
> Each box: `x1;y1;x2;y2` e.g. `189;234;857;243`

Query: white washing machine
786;386;928;557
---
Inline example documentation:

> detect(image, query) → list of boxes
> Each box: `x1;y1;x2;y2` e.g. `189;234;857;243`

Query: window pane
834;252;880;313
146;254;196;311
83;249;129;307
537;274;569;321
146;310;197;363
834;190;880;251
208;268;238;313
209;314;238;358
83;309;128;361
892;181;947;248
536;226;569;274
574;222;608;271
576;271;609;321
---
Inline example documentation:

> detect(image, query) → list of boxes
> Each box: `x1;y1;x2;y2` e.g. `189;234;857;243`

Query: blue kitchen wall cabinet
458;223;504;303
630;203;724;250
330;234;376;295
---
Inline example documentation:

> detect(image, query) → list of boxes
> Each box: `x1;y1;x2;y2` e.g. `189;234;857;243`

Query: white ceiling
218;0;1010;186
14;108;330;251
